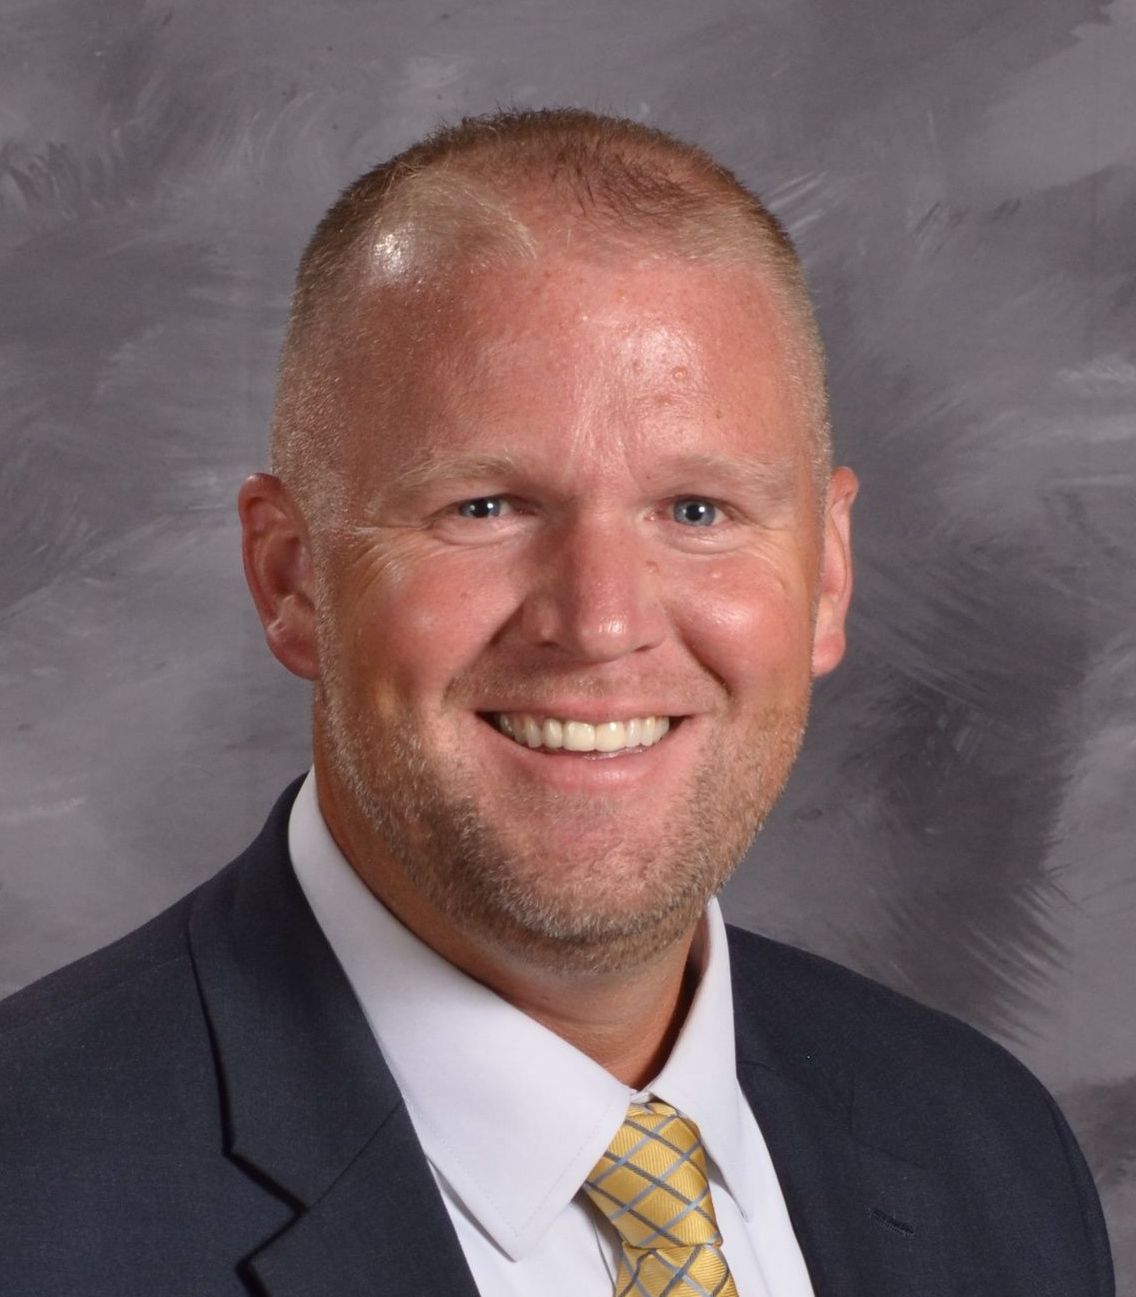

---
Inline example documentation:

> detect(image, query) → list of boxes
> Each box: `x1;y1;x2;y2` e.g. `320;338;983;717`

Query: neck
452;928;703;1089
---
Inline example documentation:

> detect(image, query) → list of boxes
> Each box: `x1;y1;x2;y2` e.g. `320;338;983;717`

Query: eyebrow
378;449;799;504
383;452;525;498
659;453;799;502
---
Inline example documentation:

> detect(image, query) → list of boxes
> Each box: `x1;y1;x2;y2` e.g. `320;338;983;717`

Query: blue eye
672;499;718;527
457;496;509;519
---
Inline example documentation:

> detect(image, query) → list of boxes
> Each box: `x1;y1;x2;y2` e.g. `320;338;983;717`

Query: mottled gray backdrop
2;0;1134;1283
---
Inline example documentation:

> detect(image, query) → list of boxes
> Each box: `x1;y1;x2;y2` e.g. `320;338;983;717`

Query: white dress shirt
289;770;815;1297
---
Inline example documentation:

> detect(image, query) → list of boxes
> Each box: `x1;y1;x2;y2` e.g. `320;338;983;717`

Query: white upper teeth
494;714;671;752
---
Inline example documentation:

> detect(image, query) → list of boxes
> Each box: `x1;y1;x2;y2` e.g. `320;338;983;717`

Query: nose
519;515;668;661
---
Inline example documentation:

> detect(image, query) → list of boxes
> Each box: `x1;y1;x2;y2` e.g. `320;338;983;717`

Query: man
0;109;1113;1296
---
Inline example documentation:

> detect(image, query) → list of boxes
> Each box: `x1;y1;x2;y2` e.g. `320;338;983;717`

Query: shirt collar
288;770;758;1257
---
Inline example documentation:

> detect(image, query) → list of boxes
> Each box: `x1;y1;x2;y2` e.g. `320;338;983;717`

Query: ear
238;473;319;680
811;465;858;679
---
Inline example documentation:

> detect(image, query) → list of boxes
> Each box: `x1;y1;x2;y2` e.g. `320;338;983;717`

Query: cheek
675;561;816;690
337;553;520;697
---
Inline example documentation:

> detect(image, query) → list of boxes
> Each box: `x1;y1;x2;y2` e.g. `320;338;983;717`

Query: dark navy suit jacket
0;783;1114;1295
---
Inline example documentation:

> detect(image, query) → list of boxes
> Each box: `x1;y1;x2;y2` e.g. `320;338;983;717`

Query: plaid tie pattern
583;1101;740;1297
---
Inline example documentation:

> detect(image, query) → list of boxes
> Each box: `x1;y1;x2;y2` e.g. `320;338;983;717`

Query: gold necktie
583;1101;740;1297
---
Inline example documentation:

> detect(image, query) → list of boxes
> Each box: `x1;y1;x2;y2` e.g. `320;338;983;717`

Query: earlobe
811;466;858;679
237;473;320;681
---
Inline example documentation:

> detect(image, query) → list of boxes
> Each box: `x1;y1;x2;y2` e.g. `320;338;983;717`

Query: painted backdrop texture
2;0;1134;1283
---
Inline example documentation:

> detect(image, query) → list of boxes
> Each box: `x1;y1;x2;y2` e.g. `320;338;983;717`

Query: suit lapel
729;929;948;1297
188;783;479;1297
245;1106;480;1297
736;1059;942;1297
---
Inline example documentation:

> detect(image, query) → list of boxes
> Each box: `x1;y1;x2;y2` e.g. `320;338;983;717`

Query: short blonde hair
272;108;830;519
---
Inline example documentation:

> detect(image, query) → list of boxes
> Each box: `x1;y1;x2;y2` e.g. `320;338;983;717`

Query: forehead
337;250;811;488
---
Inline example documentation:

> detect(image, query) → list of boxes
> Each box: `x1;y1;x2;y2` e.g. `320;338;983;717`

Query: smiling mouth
485;713;675;754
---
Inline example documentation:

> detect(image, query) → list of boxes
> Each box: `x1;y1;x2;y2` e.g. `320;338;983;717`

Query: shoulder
0;778;302;1056
0;882;218;1156
0;891;195;1039
0;776;301;1095
724;921;1067;1128
0;790;303;1293
726;927;1114;1294
726;921;1032;1085
0;883;228;1282
725;924;1114;1294
0;780;289;1148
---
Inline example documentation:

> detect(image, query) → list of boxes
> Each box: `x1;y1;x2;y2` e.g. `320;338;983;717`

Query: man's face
309;249;852;972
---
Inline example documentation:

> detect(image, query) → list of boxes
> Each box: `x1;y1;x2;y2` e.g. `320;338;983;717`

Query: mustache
443;663;727;710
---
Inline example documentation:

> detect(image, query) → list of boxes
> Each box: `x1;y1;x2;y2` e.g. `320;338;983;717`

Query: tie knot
583;1101;723;1250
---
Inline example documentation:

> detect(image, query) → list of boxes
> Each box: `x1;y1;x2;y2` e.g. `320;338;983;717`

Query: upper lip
477;705;687;724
